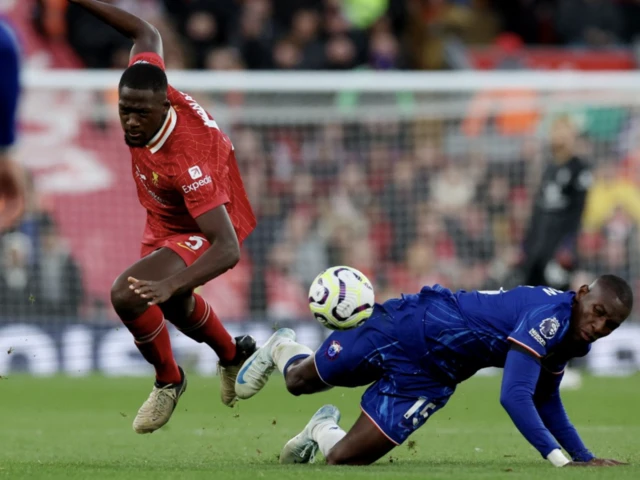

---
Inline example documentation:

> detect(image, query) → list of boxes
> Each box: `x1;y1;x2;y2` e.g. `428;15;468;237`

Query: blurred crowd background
31;0;640;71
2;0;640;324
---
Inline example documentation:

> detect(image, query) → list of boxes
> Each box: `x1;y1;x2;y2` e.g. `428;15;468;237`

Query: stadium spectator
0;232;37;319
27;1;637;72
10;0;640;324
556;0;624;47
265;243;309;320
32;215;84;318
278;207;329;288
381;159;421;263
582;163;640;231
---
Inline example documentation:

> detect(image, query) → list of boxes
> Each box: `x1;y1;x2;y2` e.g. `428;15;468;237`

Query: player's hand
128;277;177;306
567;458;628;467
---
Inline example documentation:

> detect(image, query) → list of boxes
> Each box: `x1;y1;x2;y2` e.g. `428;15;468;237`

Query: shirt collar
147;106;177;154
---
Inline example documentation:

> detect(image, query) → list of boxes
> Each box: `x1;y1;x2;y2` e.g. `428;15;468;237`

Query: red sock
123;305;181;385
171;294;237;363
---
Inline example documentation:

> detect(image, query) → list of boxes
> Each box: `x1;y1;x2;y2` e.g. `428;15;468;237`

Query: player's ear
577;284;589;298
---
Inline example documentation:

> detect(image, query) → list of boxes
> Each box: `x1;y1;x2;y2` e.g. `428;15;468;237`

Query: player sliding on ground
68;0;257;433
236;276;632;467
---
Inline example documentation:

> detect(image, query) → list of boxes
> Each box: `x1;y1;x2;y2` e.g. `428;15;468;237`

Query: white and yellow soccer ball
308;266;375;330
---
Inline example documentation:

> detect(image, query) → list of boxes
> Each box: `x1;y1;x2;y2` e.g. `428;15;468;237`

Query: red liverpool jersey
127;52;256;247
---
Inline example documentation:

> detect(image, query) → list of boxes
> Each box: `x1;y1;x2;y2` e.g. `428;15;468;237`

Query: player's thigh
326;412;396;465
313;311;392;389
110;247;187;319
152;233;212;319
357;374;454;449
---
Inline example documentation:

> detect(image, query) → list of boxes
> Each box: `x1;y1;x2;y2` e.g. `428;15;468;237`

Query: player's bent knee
110;275;146;317
325;447;372;466
285;371;324;397
283;356;329;396
325;449;344;465
284;370;306;396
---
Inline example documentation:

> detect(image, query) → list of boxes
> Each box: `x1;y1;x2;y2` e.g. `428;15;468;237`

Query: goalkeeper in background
0;18;26;231
516;115;592;290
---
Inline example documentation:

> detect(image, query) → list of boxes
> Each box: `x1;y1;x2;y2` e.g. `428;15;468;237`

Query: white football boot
234;328;296;400
132;366;187;434
217;334;257;407
280;404;342;464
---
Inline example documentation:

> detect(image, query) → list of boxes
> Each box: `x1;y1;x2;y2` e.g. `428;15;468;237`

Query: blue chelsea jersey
390;285;587;384
455;286;574;359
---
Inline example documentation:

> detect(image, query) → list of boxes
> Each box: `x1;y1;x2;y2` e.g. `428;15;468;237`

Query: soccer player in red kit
68;0;258;433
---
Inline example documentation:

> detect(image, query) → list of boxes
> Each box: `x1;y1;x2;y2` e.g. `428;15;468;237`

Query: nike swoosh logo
235;356;255;385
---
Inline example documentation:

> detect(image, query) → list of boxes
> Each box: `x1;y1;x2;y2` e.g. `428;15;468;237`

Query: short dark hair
119;63;168;93
598;274;634;312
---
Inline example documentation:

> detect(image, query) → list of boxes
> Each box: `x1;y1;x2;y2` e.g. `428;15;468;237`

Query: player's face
571;282;630;343
118;87;170;147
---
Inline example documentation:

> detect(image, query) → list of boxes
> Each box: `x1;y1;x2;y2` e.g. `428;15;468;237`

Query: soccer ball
308;266;375;330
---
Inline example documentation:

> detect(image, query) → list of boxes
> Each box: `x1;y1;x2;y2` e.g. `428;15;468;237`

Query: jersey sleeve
500;349;562;459
129;52;165;71
534;370;595;462
173;154;231;219
508;303;570;358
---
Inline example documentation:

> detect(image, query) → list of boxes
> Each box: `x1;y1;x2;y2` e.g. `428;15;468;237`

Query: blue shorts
314;305;455;445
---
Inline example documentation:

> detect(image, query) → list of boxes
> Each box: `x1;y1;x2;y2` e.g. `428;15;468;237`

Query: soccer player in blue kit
0;18;26;230
235;275;633;467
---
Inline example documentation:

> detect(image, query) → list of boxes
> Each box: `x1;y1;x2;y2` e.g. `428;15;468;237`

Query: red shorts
141;233;211;267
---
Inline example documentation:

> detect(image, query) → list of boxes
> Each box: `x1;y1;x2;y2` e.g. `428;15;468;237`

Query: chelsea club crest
326;341;343;360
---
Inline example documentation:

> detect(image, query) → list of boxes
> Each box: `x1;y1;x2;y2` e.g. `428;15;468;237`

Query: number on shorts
184;236;206;250
404;398;437;420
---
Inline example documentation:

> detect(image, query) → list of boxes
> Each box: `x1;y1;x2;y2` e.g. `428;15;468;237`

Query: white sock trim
547;449;570;467
272;339;313;374
312;421;346;458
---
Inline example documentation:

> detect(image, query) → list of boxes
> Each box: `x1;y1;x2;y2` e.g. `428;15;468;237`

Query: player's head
550;114;576;159
571;274;633;343
118;63;169;147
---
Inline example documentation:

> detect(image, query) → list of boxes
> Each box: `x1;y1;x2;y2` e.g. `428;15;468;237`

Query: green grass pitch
1;373;639;479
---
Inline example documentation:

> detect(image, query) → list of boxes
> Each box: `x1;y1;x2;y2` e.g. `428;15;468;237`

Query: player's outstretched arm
534;370;593;462
500;346;569;467
67;0;162;59
534;371;628;467
129;206;240;305
501;347;628;467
